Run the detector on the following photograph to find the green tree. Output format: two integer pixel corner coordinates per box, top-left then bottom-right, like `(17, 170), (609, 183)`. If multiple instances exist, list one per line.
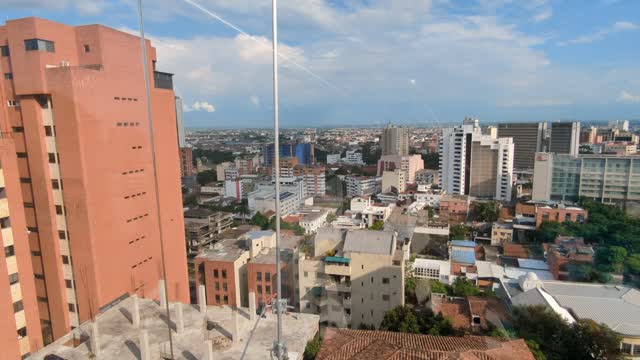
(525, 340), (547, 360)
(196, 169), (217, 186)
(192, 148), (234, 165)
(405, 276), (417, 303)
(380, 305), (420, 333)
(183, 195), (198, 207)
(572, 319), (622, 360)
(293, 224), (306, 236)
(421, 152), (439, 170)
(429, 280), (448, 294)
(326, 212), (337, 224)
(569, 264), (612, 284)
(595, 246), (627, 273)
(250, 212), (269, 228)
(358, 323), (376, 330)
(303, 333), (322, 360)
(449, 224), (469, 240)
(625, 254), (640, 275)
(234, 203), (250, 223)
(473, 201), (500, 222)
(369, 221), (385, 230)
(451, 277), (481, 297)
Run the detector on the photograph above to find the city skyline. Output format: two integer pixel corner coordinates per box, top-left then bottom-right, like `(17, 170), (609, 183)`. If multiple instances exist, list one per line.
(3, 0), (640, 128)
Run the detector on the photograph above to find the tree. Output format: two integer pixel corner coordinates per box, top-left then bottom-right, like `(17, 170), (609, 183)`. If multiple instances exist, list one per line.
(535, 221), (574, 243)
(626, 254), (640, 275)
(429, 280), (448, 294)
(293, 224), (306, 236)
(303, 333), (322, 360)
(234, 203), (250, 223)
(250, 212), (269, 228)
(196, 169), (217, 186)
(369, 221), (385, 230)
(358, 323), (376, 330)
(473, 201), (500, 222)
(380, 305), (420, 334)
(450, 224), (469, 240)
(595, 246), (627, 273)
(405, 277), (417, 303)
(183, 195), (198, 207)
(525, 340), (547, 360)
(191, 148), (234, 165)
(326, 212), (337, 224)
(569, 264), (612, 284)
(572, 319), (622, 360)
(421, 152), (439, 170)
(451, 277), (481, 297)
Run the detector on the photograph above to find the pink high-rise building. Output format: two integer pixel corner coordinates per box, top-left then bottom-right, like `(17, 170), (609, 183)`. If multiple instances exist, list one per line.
(0, 17), (189, 351)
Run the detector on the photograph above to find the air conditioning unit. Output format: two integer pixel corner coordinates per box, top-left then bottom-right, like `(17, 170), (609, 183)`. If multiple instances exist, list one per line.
(60, 60), (70, 67)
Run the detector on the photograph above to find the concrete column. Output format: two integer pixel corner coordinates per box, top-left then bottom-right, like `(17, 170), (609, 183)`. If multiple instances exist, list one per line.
(90, 321), (100, 357)
(199, 285), (207, 314)
(249, 292), (257, 321)
(159, 279), (167, 308)
(176, 302), (184, 333)
(140, 329), (150, 360)
(132, 295), (140, 328)
(206, 339), (214, 360)
(231, 308), (240, 344)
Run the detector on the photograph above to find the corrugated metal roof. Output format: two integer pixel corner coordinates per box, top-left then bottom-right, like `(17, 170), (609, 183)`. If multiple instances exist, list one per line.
(451, 249), (476, 265)
(450, 240), (476, 247)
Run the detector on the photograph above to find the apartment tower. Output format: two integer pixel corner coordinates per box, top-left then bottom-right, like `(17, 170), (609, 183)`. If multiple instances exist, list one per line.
(549, 122), (580, 155)
(0, 17), (189, 345)
(497, 122), (547, 170)
(380, 123), (409, 156)
(440, 118), (514, 201)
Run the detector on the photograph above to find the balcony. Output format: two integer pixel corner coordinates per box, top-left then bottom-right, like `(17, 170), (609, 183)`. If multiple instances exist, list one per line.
(325, 263), (350, 276)
(342, 297), (352, 307)
(325, 280), (351, 293)
(153, 71), (174, 90)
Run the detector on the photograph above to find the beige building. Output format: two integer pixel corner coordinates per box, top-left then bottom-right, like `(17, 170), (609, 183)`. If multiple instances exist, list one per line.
(491, 222), (513, 246)
(297, 228), (406, 328)
(382, 169), (406, 193)
(380, 123), (409, 156)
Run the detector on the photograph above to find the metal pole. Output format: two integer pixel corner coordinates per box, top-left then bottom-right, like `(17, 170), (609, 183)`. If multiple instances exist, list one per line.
(271, 0), (284, 358)
(137, 0), (174, 358)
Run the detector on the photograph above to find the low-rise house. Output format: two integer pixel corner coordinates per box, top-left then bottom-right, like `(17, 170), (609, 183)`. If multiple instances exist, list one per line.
(544, 236), (594, 280)
(491, 222), (513, 246)
(299, 209), (329, 234)
(439, 194), (470, 223)
(515, 201), (588, 228)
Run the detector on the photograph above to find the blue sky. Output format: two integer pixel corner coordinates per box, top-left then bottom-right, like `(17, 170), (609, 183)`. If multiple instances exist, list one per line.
(3, 0), (640, 128)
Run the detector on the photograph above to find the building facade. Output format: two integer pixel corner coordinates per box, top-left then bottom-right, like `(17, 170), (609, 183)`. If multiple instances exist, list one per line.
(380, 123), (409, 156)
(497, 122), (547, 170)
(549, 122), (580, 156)
(345, 176), (381, 197)
(0, 17), (189, 343)
(532, 152), (640, 207)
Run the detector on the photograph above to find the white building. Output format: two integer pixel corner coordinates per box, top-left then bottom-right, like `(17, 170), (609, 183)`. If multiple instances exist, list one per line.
(299, 209), (329, 234)
(440, 118), (514, 202)
(346, 176), (381, 197)
(326, 154), (341, 165)
(343, 149), (365, 165)
(608, 119), (629, 132)
(248, 188), (299, 217)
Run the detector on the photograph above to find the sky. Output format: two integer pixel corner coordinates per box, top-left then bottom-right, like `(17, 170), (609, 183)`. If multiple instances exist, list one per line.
(3, 0), (640, 128)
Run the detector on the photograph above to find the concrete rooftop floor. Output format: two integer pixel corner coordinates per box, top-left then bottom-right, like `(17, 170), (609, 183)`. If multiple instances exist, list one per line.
(30, 297), (319, 360)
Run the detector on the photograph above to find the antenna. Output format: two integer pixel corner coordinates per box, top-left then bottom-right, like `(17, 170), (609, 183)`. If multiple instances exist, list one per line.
(271, 0), (286, 359)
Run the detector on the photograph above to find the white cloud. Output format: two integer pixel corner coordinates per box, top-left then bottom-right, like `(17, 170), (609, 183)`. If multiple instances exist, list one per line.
(409, 79), (417, 85)
(185, 101), (216, 112)
(558, 21), (639, 46)
(617, 90), (640, 104)
(2, 0), (109, 15)
(533, 8), (552, 22)
(249, 96), (261, 107)
(498, 99), (573, 107)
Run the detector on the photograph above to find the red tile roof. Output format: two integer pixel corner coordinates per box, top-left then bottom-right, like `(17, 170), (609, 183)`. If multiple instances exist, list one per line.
(317, 328), (534, 360)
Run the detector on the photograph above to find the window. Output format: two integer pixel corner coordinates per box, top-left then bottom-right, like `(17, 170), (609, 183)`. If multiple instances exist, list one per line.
(34, 274), (45, 280)
(214, 282), (219, 290)
(68, 303), (76, 312)
(65, 280), (73, 288)
(48, 153), (57, 163)
(12, 126), (23, 133)
(4, 245), (15, 257)
(44, 126), (54, 136)
(16, 152), (27, 158)
(7, 100), (20, 107)
(31, 251), (41, 256)
(382, 277), (390, 284)
(23, 202), (34, 208)
(621, 343), (632, 354)
(213, 269), (219, 278)
(304, 271), (308, 278)
(265, 272), (271, 281)
(223, 295), (228, 304)
(13, 300), (24, 313)
(0, 217), (10, 229)
(221, 270), (227, 279)
(222, 282), (227, 291)
(62, 255), (70, 264)
(257, 285), (262, 294)
(266, 285), (271, 294)
(52, 179), (60, 190)
(1, 46), (9, 57)
(83, 44), (91, 53)
(58, 230), (66, 239)
(37, 296), (48, 302)
(20, 178), (31, 184)
(9, 273), (19, 285)
(633, 345), (640, 355)
(24, 39), (55, 52)
(382, 294), (390, 301)
(55, 205), (63, 215)
(17, 327), (27, 339)
(4, 73), (12, 80)
(215, 295), (220, 303)
(256, 272), (262, 281)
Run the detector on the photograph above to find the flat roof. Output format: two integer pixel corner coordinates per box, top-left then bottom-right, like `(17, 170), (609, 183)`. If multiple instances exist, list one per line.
(343, 230), (395, 256)
(451, 249), (476, 265)
(451, 240), (476, 247)
(30, 297), (319, 360)
(195, 238), (248, 262)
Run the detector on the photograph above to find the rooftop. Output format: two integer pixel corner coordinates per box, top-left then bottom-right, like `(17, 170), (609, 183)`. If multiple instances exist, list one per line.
(316, 328), (534, 360)
(251, 247), (293, 265)
(30, 296), (319, 360)
(451, 240), (477, 248)
(343, 230), (395, 255)
(195, 238), (248, 262)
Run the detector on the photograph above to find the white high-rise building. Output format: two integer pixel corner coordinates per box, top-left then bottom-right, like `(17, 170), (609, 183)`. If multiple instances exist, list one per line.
(608, 120), (629, 132)
(439, 118), (514, 201)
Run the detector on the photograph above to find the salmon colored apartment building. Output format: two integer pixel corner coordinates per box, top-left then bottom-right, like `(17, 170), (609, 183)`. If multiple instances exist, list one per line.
(0, 17), (188, 356)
